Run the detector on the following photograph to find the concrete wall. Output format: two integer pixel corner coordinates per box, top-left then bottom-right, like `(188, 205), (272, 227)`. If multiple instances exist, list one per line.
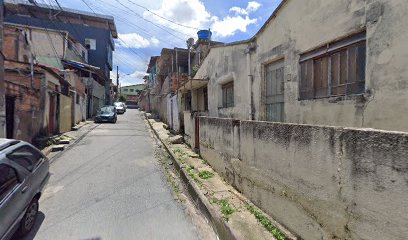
(199, 116), (408, 240)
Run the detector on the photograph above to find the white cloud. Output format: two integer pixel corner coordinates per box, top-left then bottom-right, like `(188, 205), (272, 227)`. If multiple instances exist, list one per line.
(246, 1), (262, 13)
(229, 1), (261, 16)
(150, 37), (160, 46)
(229, 6), (248, 15)
(143, 0), (210, 37)
(211, 15), (257, 37)
(117, 33), (160, 49)
(141, 0), (262, 40)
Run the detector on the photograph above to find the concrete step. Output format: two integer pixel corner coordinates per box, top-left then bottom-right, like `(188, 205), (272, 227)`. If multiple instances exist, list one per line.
(58, 139), (70, 144)
(51, 144), (65, 152)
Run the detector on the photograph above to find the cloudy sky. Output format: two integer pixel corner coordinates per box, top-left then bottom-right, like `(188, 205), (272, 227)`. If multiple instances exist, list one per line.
(40, 0), (282, 86)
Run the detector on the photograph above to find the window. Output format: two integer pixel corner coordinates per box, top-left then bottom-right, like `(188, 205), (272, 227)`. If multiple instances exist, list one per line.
(222, 82), (234, 108)
(85, 38), (96, 50)
(130, 89), (134, 92)
(184, 92), (192, 111)
(7, 146), (42, 172)
(0, 164), (19, 202)
(265, 60), (284, 122)
(299, 32), (366, 100)
(76, 93), (80, 104)
(67, 40), (73, 50)
(203, 87), (208, 111)
(124, 89), (128, 92)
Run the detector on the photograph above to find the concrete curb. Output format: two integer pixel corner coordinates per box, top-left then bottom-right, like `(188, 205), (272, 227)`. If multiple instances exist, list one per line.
(145, 114), (239, 240)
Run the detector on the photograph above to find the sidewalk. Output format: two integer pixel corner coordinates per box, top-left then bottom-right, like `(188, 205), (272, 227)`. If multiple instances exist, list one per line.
(145, 115), (297, 240)
(41, 121), (98, 161)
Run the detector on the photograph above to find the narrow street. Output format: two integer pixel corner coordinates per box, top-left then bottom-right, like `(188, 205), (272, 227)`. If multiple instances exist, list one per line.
(20, 109), (200, 240)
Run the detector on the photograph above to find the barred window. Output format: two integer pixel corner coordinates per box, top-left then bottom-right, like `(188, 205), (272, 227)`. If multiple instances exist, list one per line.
(299, 32), (366, 100)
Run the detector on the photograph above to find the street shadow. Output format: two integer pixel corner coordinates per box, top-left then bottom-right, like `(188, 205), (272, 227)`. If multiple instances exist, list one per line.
(12, 212), (45, 240)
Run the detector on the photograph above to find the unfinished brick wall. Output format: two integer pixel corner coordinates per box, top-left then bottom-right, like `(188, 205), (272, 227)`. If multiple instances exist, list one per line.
(5, 68), (43, 143)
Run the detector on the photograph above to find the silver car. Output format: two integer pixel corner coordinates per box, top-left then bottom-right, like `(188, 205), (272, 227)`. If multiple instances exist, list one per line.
(0, 139), (49, 240)
(114, 102), (126, 114)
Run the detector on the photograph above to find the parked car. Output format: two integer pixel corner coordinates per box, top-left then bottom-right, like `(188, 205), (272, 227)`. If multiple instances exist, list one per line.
(0, 139), (49, 240)
(114, 102), (126, 114)
(94, 106), (117, 123)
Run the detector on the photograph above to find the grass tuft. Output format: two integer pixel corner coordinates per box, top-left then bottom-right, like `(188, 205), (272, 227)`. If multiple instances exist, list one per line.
(246, 204), (286, 240)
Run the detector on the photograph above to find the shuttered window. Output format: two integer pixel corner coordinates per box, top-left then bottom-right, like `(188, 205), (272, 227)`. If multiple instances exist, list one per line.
(222, 82), (234, 108)
(299, 32), (366, 100)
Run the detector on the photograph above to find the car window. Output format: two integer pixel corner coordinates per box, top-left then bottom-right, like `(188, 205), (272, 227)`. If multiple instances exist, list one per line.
(7, 146), (42, 172)
(0, 164), (19, 202)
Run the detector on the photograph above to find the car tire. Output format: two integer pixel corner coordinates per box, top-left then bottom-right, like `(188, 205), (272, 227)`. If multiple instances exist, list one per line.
(113, 117), (117, 123)
(16, 198), (39, 237)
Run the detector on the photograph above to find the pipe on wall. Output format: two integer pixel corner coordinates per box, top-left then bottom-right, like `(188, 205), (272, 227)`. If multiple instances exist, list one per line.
(246, 46), (254, 120)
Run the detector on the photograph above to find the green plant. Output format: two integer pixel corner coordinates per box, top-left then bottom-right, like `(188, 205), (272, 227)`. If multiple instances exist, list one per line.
(198, 170), (214, 179)
(219, 199), (235, 221)
(246, 204), (286, 240)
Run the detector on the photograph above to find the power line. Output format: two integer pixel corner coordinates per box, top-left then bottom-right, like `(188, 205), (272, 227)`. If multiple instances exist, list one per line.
(124, 0), (199, 30)
(113, 0), (189, 41)
(88, 0), (182, 47)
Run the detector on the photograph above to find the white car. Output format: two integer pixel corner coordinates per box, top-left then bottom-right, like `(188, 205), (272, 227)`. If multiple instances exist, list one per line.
(114, 102), (126, 114)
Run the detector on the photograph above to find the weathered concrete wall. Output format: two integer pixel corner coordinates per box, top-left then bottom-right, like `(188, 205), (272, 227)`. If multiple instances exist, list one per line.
(252, 0), (408, 132)
(183, 111), (194, 148)
(199, 116), (408, 240)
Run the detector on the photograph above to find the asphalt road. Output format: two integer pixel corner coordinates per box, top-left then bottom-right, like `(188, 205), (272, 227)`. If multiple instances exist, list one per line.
(19, 109), (199, 240)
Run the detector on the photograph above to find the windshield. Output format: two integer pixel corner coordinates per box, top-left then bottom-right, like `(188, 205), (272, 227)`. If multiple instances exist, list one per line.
(114, 102), (123, 107)
(99, 107), (114, 114)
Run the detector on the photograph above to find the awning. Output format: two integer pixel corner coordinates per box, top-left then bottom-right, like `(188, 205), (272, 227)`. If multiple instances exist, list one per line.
(178, 78), (209, 92)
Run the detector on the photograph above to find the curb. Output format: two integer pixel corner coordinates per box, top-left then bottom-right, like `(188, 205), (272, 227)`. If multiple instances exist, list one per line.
(145, 114), (239, 240)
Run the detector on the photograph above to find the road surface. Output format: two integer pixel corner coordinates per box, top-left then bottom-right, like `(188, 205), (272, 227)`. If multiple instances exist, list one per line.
(19, 109), (199, 240)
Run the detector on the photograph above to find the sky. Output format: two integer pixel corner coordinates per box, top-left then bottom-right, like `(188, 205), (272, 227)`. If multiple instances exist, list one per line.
(39, 0), (282, 86)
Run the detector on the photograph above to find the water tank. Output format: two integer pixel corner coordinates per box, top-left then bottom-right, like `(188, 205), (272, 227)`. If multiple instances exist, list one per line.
(197, 29), (212, 40)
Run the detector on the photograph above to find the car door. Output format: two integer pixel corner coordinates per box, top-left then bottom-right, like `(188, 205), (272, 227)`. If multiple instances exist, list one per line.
(7, 145), (49, 199)
(0, 164), (26, 239)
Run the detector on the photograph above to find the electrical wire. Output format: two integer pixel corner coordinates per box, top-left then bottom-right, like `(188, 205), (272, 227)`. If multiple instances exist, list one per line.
(124, 0), (199, 30)
(112, 0), (189, 41)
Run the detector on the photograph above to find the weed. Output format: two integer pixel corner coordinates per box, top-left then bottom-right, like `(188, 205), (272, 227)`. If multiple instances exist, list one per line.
(218, 199), (235, 221)
(185, 165), (202, 186)
(198, 170), (214, 179)
(246, 204), (286, 240)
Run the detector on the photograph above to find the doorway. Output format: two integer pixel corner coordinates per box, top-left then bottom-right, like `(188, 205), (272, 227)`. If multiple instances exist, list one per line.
(6, 96), (15, 139)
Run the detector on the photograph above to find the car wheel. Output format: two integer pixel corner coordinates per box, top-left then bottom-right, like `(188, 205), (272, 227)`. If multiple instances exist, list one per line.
(113, 117), (117, 123)
(17, 198), (39, 237)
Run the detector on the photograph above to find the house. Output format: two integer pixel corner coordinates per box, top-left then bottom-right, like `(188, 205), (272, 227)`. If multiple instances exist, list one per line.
(189, 1), (408, 239)
(119, 84), (144, 108)
(3, 26), (68, 142)
(4, 0), (117, 105)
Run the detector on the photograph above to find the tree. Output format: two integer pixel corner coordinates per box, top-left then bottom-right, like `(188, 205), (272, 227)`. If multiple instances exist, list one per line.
(118, 96), (126, 102)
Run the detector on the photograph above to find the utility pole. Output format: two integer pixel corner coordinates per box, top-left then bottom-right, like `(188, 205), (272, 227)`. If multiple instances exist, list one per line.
(116, 66), (119, 101)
